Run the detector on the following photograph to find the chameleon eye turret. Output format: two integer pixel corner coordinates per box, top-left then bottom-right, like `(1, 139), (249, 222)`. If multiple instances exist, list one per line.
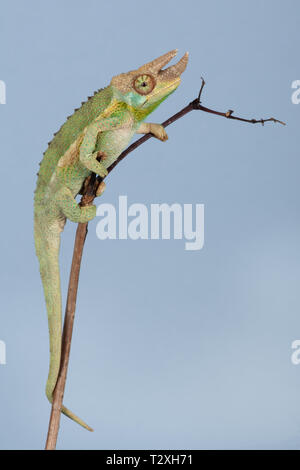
(133, 74), (156, 95)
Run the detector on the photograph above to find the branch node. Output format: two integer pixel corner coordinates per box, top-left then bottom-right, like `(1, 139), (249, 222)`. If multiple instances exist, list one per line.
(226, 110), (234, 118)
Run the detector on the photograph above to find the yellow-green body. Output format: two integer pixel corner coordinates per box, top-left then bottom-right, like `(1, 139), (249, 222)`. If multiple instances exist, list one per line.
(34, 50), (188, 430)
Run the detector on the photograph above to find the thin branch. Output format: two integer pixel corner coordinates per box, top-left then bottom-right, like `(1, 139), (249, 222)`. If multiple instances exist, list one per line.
(45, 79), (285, 449)
(191, 77), (286, 126)
(44, 176), (97, 450)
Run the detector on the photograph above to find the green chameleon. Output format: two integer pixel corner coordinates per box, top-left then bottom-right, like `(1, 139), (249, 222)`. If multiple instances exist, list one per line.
(34, 50), (188, 431)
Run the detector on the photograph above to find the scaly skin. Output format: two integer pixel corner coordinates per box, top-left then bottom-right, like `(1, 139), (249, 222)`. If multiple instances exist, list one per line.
(34, 50), (188, 430)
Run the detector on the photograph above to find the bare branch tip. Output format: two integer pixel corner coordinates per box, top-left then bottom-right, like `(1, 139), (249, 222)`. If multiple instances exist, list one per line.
(258, 117), (286, 126)
(197, 77), (206, 102)
(272, 117), (286, 126)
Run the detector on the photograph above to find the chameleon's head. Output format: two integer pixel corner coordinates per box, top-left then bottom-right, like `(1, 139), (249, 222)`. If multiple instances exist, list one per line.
(110, 49), (188, 111)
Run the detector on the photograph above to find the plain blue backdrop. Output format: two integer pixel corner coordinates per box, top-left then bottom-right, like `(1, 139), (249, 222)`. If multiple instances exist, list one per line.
(0, 0), (300, 449)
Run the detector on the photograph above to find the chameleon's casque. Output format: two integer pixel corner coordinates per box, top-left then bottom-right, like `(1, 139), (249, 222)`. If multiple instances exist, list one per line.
(34, 50), (188, 430)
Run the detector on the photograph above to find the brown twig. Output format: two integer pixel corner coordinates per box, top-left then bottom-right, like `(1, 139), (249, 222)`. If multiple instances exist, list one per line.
(44, 174), (98, 450)
(45, 78), (285, 449)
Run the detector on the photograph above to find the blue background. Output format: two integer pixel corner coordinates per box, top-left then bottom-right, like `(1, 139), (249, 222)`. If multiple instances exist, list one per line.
(0, 0), (300, 450)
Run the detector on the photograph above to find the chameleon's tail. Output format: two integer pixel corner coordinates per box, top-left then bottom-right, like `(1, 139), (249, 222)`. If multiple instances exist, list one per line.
(34, 221), (93, 432)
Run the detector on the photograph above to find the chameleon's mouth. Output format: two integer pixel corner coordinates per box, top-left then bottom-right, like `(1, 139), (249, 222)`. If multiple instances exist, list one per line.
(141, 79), (180, 108)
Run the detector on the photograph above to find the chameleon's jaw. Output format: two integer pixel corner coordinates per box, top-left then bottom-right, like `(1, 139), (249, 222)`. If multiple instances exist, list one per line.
(141, 77), (181, 108)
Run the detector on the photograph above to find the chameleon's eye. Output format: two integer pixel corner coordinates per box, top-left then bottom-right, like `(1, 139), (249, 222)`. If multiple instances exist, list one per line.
(132, 74), (156, 95)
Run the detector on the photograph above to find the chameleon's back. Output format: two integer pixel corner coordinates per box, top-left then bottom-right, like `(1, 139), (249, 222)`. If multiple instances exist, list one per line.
(34, 85), (113, 201)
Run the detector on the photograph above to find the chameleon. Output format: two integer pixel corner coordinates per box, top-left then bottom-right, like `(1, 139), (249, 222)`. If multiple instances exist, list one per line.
(34, 49), (188, 431)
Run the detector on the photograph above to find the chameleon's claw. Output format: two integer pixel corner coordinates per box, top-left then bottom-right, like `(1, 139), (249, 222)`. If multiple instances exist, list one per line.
(96, 150), (109, 161)
(150, 123), (168, 142)
(96, 181), (106, 197)
(159, 130), (168, 142)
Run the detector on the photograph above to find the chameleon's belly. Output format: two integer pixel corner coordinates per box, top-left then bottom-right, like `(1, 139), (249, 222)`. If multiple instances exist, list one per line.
(56, 125), (137, 197)
(95, 127), (137, 169)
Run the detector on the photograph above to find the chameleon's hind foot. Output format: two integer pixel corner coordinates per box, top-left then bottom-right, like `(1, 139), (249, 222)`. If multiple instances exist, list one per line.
(57, 187), (96, 223)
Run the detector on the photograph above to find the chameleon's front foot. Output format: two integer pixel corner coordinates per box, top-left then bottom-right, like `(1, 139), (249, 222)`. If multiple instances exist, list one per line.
(137, 122), (168, 141)
(80, 150), (108, 178)
(149, 123), (168, 141)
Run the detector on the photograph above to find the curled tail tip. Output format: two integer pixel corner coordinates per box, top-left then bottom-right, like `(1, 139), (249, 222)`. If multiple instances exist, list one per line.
(68, 416), (93, 432)
(46, 392), (93, 431)
(77, 419), (93, 432)
(61, 404), (93, 432)
(75, 414), (94, 432)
